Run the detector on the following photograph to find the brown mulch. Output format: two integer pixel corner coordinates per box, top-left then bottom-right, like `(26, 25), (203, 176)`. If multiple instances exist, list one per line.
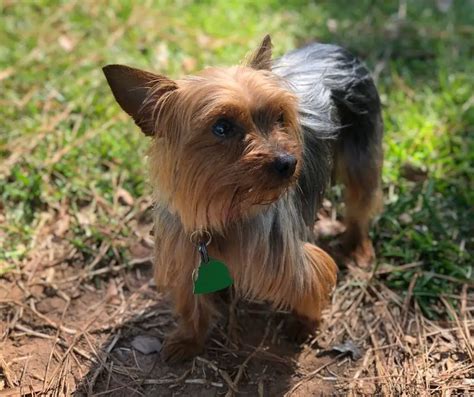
(0, 196), (472, 396)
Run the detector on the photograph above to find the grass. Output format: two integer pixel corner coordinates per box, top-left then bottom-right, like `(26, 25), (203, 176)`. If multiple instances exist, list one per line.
(1, 0), (473, 318)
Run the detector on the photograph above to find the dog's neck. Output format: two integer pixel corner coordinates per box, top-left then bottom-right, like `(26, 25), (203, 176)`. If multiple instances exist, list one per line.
(152, 190), (320, 308)
(153, 188), (310, 238)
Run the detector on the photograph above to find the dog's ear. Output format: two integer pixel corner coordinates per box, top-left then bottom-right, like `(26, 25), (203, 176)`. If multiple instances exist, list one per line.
(248, 34), (272, 70)
(102, 64), (177, 135)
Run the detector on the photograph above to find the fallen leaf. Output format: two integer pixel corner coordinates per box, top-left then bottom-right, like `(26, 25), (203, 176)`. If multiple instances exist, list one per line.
(117, 187), (134, 206)
(106, 280), (119, 304)
(54, 213), (70, 237)
(45, 268), (55, 284)
(131, 335), (162, 355)
(400, 163), (428, 182)
(76, 205), (96, 227)
(182, 56), (197, 73)
(58, 35), (75, 52)
(314, 217), (346, 238)
(129, 240), (152, 260)
(358, 382), (376, 395)
(327, 19), (338, 33)
(154, 42), (169, 68)
(398, 213), (412, 225)
(197, 33), (211, 47)
(0, 67), (14, 81)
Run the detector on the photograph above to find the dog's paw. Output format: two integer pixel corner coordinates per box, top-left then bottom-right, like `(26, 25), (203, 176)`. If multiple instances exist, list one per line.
(329, 237), (375, 269)
(350, 238), (375, 268)
(161, 335), (203, 364)
(285, 315), (319, 344)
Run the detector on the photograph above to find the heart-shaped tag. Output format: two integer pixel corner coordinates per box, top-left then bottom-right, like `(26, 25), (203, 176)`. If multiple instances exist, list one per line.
(193, 258), (233, 294)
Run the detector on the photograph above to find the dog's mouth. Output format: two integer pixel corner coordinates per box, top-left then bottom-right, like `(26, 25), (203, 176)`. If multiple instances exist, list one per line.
(245, 185), (289, 204)
(196, 167), (299, 230)
(224, 178), (295, 223)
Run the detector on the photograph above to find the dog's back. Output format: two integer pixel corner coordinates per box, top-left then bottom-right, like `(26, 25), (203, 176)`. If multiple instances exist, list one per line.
(273, 43), (383, 266)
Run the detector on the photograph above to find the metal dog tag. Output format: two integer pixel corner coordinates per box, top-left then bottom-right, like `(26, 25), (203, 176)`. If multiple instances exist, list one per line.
(192, 237), (234, 296)
(193, 258), (233, 294)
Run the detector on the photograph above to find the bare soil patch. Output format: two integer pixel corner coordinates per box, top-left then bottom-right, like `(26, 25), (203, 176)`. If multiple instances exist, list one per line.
(1, 202), (472, 396)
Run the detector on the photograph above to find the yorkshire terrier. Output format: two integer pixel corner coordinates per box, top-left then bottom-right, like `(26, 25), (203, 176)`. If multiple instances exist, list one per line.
(103, 35), (383, 363)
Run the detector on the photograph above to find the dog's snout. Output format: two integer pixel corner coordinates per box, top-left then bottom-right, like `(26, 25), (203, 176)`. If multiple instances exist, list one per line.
(272, 153), (297, 178)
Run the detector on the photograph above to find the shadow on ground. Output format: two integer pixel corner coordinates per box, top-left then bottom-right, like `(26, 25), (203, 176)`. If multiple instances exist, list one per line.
(71, 264), (345, 396)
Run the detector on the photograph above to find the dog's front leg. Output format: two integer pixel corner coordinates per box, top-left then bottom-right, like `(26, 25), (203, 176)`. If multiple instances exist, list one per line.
(161, 285), (216, 363)
(287, 243), (337, 341)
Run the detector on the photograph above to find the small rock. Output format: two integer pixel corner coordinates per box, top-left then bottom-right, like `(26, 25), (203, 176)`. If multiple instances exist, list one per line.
(131, 335), (162, 355)
(321, 340), (362, 361)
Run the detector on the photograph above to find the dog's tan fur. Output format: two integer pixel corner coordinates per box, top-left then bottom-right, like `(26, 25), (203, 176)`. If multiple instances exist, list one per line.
(103, 36), (385, 363)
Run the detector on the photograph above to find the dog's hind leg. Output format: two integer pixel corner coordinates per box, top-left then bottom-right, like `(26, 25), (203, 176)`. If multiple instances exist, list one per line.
(328, 58), (384, 267)
(338, 164), (382, 267)
(334, 110), (383, 267)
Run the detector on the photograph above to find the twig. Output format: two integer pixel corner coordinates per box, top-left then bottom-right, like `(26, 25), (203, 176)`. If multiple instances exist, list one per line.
(43, 298), (72, 393)
(185, 379), (223, 387)
(196, 356), (238, 392)
(225, 317), (272, 397)
(366, 314), (392, 396)
(140, 369), (191, 386)
(13, 323), (92, 361)
(402, 273), (418, 327)
(285, 354), (344, 396)
(29, 299), (77, 335)
(0, 354), (15, 388)
(86, 331), (121, 395)
(0, 383), (45, 396)
(441, 297), (474, 362)
(60, 256), (152, 285)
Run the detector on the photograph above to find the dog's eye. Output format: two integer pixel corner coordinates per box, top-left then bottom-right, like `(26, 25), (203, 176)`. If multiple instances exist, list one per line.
(212, 119), (234, 138)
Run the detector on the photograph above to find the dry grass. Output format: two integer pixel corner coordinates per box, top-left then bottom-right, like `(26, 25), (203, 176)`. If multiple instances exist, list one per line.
(0, 196), (472, 395)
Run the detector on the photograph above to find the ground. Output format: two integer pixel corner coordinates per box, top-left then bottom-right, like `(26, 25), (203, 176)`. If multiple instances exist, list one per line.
(0, 0), (473, 396)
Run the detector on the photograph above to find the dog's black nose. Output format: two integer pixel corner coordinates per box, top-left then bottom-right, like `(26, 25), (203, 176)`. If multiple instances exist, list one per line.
(273, 153), (297, 178)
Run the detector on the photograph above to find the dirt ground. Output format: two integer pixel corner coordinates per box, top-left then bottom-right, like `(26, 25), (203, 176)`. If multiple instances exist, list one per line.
(0, 199), (472, 396)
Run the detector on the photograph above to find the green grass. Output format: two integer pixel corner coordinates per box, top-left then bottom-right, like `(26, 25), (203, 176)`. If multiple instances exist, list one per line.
(0, 0), (472, 318)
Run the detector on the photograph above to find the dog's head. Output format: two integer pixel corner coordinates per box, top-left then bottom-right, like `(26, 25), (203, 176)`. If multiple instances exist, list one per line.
(103, 35), (302, 232)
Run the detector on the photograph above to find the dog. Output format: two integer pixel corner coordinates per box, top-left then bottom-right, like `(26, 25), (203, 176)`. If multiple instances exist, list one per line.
(103, 35), (383, 363)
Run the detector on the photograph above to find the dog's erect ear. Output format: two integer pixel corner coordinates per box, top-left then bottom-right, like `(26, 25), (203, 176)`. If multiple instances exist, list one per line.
(102, 64), (177, 135)
(248, 34), (272, 71)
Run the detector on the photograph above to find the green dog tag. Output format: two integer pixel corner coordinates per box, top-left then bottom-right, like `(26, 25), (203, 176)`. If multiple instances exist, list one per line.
(193, 258), (233, 294)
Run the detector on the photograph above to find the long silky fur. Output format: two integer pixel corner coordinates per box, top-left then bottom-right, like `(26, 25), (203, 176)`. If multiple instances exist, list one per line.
(151, 42), (381, 314)
(104, 39), (383, 360)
